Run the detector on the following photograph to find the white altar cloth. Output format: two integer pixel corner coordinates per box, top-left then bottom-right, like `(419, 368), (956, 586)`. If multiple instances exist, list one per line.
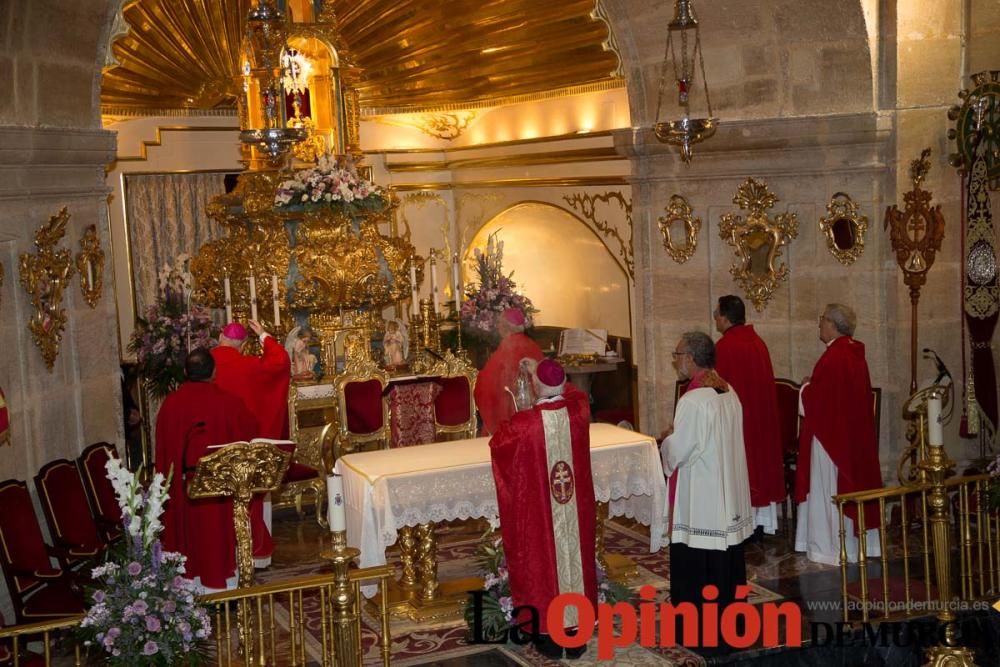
(335, 423), (668, 593)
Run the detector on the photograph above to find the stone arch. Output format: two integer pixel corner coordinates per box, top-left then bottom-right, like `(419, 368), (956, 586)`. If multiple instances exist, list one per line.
(597, 0), (875, 126)
(462, 201), (631, 336)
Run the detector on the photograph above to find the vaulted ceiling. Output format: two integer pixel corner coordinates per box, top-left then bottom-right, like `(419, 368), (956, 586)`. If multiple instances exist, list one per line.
(101, 0), (621, 114)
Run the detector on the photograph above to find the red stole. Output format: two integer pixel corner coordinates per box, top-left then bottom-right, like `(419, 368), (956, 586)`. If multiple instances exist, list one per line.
(715, 325), (786, 506)
(473, 332), (544, 435)
(794, 336), (882, 530)
(489, 388), (597, 633)
(155, 381), (257, 588)
(211, 336), (291, 439)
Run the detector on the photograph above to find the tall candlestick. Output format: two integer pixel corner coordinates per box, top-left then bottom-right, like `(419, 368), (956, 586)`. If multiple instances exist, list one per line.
(452, 254), (461, 312)
(409, 260), (419, 316)
(927, 395), (943, 446)
(430, 256), (440, 313)
(223, 275), (233, 322)
(248, 274), (258, 321)
(271, 274), (280, 326)
(327, 474), (346, 531)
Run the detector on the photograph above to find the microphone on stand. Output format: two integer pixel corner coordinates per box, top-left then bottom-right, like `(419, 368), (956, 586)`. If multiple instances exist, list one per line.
(922, 348), (951, 385)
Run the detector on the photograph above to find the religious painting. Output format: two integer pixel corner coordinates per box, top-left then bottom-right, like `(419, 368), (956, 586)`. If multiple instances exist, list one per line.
(718, 178), (799, 312)
(18, 208), (75, 369)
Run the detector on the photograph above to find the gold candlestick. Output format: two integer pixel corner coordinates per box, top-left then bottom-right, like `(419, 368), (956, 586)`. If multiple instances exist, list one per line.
(322, 531), (363, 667)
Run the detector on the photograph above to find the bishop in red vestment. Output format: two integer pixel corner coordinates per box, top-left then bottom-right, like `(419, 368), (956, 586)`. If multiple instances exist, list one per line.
(714, 295), (785, 534)
(490, 359), (596, 660)
(155, 349), (258, 590)
(211, 320), (292, 563)
(474, 308), (544, 435)
(794, 304), (883, 565)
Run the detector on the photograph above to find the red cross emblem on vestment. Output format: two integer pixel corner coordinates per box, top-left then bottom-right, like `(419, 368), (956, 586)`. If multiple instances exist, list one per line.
(549, 461), (575, 504)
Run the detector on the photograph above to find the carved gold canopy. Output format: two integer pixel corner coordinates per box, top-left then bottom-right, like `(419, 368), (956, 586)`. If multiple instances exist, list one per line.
(102, 0), (621, 114)
(719, 178), (799, 312)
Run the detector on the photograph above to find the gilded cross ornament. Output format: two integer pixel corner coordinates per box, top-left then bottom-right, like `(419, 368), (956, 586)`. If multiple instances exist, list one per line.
(819, 192), (868, 266)
(718, 178), (798, 312)
(884, 148), (946, 393)
(657, 194), (700, 263)
(76, 225), (104, 308)
(18, 208), (75, 370)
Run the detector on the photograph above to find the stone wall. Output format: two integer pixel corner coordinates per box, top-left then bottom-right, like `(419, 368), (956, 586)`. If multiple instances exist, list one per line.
(0, 0), (121, 620)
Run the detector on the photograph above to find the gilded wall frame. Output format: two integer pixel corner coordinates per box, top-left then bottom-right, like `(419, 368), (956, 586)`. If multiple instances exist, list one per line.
(657, 194), (700, 263)
(18, 208), (75, 369)
(76, 224), (104, 308)
(819, 192), (868, 266)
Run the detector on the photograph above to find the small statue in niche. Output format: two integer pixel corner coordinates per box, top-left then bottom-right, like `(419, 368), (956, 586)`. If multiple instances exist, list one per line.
(285, 326), (318, 381)
(383, 319), (407, 368)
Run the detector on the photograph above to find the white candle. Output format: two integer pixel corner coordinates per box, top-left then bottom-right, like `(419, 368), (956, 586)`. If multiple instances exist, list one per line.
(452, 254), (461, 312)
(249, 274), (258, 321)
(326, 474), (346, 531)
(223, 275), (233, 322)
(409, 260), (419, 316)
(271, 274), (280, 326)
(430, 256), (440, 313)
(927, 395), (943, 446)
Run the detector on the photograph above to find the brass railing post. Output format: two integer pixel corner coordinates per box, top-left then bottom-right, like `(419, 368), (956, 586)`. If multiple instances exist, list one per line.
(323, 530), (363, 667)
(918, 387), (977, 667)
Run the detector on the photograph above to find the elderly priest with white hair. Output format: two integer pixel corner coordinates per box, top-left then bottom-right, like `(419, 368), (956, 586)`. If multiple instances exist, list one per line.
(794, 303), (883, 566)
(661, 331), (753, 622)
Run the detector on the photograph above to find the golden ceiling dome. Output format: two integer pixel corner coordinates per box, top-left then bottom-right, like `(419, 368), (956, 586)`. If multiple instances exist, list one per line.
(102, 0), (621, 114)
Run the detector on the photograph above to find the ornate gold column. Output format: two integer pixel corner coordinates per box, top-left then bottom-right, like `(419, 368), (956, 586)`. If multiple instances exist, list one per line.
(918, 387), (977, 667)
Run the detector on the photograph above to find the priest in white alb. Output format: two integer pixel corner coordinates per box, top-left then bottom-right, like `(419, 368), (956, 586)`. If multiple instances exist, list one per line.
(661, 332), (753, 619)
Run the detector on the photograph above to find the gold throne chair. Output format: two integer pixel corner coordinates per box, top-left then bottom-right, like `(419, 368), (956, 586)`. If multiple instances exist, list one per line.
(332, 331), (390, 460)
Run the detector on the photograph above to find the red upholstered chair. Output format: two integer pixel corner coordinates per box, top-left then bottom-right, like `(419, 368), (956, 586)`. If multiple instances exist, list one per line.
(76, 442), (124, 543)
(333, 336), (390, 460)
(774, 378), (802, 536)
(0, 480), (84, 624)
(432, 352), (479, 441)
(34, 460), (107, 570)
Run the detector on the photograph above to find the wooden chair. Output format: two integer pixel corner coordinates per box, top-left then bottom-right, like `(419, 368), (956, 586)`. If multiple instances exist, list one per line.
(774, 378), (802, 536)
(34, 459), (108, 570)
(0, 480), (83, 624)
(432, 351), (479, 441)
(332, 332), (390, 460)
(76, 442), (124, 543)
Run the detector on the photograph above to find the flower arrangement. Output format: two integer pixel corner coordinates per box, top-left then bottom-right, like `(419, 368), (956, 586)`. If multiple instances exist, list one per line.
(128, 255), (217, 400)
(78, 458), (212, 664)
(463, 518), (630, 641)
(460, 232), (537, 340)
(274, 154), (385, 212)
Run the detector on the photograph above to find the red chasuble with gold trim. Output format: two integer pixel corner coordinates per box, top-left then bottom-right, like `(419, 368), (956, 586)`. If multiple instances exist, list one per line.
(715, 324), (785, 507)
(474, 333), (544, 436)
(489, 387), (597, 634)
(155, 381), (258, 589)
(794, 336), (882, 530)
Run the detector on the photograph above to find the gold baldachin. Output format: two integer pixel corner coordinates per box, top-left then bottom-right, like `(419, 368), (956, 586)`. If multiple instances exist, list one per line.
(18, 208), (75, 370)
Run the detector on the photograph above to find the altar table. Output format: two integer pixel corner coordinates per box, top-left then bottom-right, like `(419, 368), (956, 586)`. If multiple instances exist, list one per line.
(335, 423), (669, 596)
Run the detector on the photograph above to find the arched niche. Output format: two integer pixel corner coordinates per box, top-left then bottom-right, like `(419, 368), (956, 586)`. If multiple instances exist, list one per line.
(463, 203), (631, 337)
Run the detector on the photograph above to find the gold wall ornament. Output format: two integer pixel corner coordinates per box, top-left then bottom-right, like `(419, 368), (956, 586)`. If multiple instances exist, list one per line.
(397, 192), (448, 245)
(18, 208), (75, 370)
(75, 225), (104, 308)
(819, 192), (869, 266)
(563, 191), (635, 279)
(718, 178), (799, 312)
(884, 148), (946, 393)
(657, 194), (700, 263)
(372, 112), (479, 140)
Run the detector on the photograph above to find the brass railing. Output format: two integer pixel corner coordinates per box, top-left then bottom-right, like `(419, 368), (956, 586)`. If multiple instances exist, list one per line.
(0, 566), (393, 667)
(834, 473), (999, 624)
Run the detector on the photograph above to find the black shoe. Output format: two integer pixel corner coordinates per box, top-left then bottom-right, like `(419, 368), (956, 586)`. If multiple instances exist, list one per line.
(533, 634), (564, 660)
(565, 644), (587, 660)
